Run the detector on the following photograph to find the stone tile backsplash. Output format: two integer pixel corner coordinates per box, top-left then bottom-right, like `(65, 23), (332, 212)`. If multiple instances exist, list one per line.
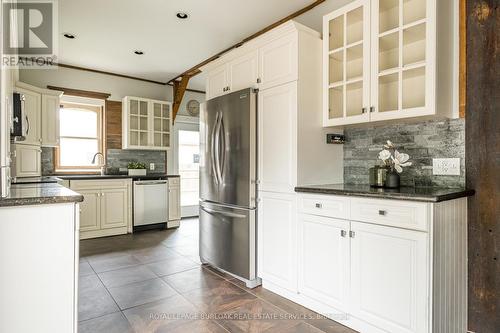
(41, 148), (167, 175)
(41, 147), (55, 175)
(343, 118), (465, 188)
(106, 149), (166, 174)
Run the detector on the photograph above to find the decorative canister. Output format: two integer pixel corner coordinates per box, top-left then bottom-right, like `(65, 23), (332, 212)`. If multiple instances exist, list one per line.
(369, 166), (387, 187)
(385, 170), (401, 188)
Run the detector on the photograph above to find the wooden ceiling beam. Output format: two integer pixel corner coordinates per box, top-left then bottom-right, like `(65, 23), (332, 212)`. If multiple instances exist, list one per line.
(172, 75), (190, 122)
(167, 0), (326, 84)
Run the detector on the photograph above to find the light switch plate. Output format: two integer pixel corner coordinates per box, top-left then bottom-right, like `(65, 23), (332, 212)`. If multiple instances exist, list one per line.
(433, 158), (461, 175)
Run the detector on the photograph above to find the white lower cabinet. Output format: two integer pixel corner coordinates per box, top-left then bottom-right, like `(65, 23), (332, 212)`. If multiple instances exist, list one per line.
(78, 190), (100, 232)
(100, 188), (128, 229)
(350, 221), (428, 333)
(298, 214), (349, 311)
(168, 178), (181, 227)
(260, 193), (468, 333)
(258, 191), (297, 292)
(70, 179), (131, 239)
(0, 203), (79, 333)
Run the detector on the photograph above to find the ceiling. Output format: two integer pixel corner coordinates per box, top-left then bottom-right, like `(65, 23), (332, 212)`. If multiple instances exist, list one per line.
(58, 0), (318, 91)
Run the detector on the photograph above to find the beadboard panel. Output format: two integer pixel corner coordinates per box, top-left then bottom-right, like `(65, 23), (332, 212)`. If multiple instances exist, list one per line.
(432, 198), (467, 333)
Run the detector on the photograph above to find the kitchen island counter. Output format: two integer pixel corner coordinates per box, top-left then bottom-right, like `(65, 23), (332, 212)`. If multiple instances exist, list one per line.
(0, 183), (83, 207)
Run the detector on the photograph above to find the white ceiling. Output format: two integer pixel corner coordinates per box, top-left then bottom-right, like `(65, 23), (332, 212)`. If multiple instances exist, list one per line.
(58, 0), (319, 90)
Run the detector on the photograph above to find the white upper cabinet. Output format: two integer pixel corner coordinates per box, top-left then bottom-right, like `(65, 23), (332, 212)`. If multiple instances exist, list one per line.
(122, 96), (172, 150)
(206, 50), (259, 100)
(206, 64), (229, 99)
(324, 0), (371, 126)
(228, 50), (259, 92)
(258, 33), (298, 90)
(41, 93), (62, 147)
(203, 22), (310, 100)
(15, 82), (62, 147)
(370, 0), (435, 122)
(258, 81), (297, 193)
(324, 0), (453, 127)
(15, 87), (41, 145)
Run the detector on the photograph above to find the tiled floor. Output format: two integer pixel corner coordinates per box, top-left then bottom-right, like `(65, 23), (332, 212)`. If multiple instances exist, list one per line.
(79, 218), (357, 333)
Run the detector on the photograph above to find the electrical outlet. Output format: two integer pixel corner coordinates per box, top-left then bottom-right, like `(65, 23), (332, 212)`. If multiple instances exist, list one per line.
(433, 158), (460, 175)
(149, 163), (155, 171)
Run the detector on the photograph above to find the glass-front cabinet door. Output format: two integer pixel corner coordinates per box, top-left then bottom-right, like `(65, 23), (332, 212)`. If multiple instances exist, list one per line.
(323, 0), (370, 126)
(127, 98), (149, 148)
(123, 97), (172, 150)
(152, 101), (172, 149)
(371, 0), (432, 121)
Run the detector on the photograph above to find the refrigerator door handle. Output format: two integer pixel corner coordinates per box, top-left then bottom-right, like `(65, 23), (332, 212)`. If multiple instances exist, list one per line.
(211, 112), (220, 184)
(201, 206), (246, 219)
(218, 114), (226, 181)
(214, 111), (223, 184)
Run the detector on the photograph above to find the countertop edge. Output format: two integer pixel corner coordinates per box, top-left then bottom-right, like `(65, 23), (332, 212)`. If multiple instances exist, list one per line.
(294, 186), (475, 203)
(0, 183), (85, 208)
(0, 194), (84, 208)
(56, 174), (180, 180)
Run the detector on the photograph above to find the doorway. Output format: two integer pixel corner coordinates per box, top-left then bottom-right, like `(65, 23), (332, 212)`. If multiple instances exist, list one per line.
(169, 119), (200, 218)
(178, 129), (200, 217)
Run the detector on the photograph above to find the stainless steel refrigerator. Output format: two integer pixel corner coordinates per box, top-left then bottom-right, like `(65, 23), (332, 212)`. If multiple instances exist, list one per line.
(199, 88), (260, 288)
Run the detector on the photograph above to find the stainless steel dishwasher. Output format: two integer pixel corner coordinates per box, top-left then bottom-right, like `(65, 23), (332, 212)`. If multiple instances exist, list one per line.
(133, 179), (169, 229)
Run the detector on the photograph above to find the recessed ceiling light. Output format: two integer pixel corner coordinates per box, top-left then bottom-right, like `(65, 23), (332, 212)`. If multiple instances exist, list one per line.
(63, 33), (76, 39)
(176, 12), (188, 19)
(134, 50), (144, 55)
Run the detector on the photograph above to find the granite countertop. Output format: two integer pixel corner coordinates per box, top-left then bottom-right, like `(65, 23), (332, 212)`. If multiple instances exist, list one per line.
(56, 174), (180, 180)
(0, 183), (84, 207)
(295, 184), (475, 203)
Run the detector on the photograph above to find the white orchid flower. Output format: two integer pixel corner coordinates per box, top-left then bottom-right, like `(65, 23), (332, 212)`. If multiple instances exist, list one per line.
(392, 150), (412, 173)
(384, 140), (394, 149)
(378, 149), (392, 161)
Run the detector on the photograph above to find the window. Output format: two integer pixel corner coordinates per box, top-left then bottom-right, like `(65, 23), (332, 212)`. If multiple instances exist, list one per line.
(56, 101), (104, 172)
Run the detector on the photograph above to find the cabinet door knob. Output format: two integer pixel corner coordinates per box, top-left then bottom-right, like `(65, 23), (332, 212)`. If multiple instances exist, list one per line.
(362, 107), (367, 113)
(315, 203), (322, 209)
(378, 210), (387, 216)
(340, 230), (347, 237)
(257, 78), (261, 84)
(370, 106), (375, 113)
(349, 231), (356, 238)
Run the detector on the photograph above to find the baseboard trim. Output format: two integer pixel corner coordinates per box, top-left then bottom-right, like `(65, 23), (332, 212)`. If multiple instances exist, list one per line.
(262, 280), (387, 333)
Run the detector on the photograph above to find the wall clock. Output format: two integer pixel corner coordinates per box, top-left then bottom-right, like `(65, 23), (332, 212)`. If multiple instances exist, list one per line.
(187, 100), (200, 117)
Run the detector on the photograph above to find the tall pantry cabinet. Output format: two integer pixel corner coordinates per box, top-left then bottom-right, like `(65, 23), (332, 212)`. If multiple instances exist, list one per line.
(201, 21), (344, 293)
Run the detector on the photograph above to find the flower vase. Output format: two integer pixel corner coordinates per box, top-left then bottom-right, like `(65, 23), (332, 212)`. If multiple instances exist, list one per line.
(385, 170), (400, 188)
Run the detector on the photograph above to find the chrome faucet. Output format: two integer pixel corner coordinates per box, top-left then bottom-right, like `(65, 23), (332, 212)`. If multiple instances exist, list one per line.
(91, 152), (106, 175)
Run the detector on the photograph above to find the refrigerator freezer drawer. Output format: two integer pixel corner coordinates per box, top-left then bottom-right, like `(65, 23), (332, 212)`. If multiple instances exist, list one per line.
(199, 202), (257, 280)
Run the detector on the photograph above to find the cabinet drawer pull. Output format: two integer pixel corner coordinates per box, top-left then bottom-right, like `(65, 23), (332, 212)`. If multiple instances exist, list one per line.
(315, 203), (322, 209)
(341, 230), (347, 237)
(349, 231), (355, 238)
(378, 210), (387, 216)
